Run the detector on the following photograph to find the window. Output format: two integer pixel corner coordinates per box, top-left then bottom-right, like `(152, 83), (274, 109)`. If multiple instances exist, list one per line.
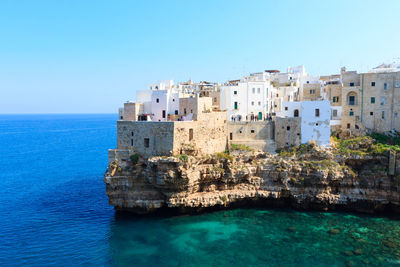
(350, 82), (354, 87)
(287, 126), (290, 131)
(380, 97), (386, 106)
(348, 95), (355, 105)
(355, 125), (359, 129)
(252, 88), (255, 93)
(332, 96), (339, 103)
(371, 97), (375, 104)
(234, 91), (237, 95)
(190, 109), (193, 113)
(370, 112), (373, 116)
(315, 109), (320, 117)
(347, 123), (350, 129)
(184, 108), (187, 115)
(332, 110), (338, 117)
(349, 111), (354, 116)
(371, 82), (375, 86)
(214, 97), (217, 102)
(285, 107), (288, 111)
(156, 98), (159, 103)
(395, 113), (398, 118)
(258, 101), (261, 106)
(382, 111), (385, 119)
(131, 139), (133, 146)
(144, 138), (150, 148)
(230, 133), (233, 140)
(175, 110), (178, 115)
(276, 94), (279, 97)
(189, 129), (193, 141)
(131, 131), (134, 136)
(251, 130), (255, 133)
(294, 109), (299, 117)
(310, 89), (315, 94)
(172, 99), (175, 102)
(251, 101), (254, 106)
(234, 102), (238, 110)
(257, 88), (260, 93)
(162, 110), (166, 118)
(384, 83), (388, 90)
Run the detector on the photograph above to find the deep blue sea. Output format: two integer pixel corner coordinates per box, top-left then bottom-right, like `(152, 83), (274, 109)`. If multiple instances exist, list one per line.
(1, 114), (400, 266)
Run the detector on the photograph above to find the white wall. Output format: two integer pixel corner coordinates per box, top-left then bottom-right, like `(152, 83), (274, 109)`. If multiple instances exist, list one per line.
(300, 100), (331, 146)
(151, 90), (169, 121)
(278, 100), (331, 147)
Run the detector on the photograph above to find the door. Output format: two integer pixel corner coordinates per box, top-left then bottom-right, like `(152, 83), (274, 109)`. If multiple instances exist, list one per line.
(258, 112), (262, 120)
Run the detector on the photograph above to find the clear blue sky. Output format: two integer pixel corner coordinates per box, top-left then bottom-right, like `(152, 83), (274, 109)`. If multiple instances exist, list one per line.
(0, 0), (399, 113)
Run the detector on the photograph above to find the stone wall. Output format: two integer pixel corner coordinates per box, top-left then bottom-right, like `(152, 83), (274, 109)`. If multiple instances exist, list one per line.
(302, 83), (321, 101)
(173, 112), (227, 155)
(123, 102), (144, 121)
(117, 121), (175, 157)
(275, 117), (301, 149)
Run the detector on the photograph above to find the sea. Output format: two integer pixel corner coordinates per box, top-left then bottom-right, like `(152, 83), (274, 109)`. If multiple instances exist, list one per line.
(1, 114), (400, 266)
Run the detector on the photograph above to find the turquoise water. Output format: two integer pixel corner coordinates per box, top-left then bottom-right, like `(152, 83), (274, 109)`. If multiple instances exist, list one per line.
(1, 114), (400, 266)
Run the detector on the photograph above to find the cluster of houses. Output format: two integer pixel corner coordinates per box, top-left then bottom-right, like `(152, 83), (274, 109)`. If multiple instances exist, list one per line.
(113, 63), (400, 159)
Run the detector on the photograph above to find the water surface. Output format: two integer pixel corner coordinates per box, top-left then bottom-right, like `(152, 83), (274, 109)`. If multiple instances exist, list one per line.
(0, 114), (399, 266)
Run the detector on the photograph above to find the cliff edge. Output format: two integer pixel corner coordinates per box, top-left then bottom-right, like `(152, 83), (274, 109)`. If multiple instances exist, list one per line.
(104, 136), (400, 215)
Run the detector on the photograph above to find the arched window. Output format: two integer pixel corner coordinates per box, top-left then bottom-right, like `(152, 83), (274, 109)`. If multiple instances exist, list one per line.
(294, 109), (299, 117)
(347, 92), (358, 105)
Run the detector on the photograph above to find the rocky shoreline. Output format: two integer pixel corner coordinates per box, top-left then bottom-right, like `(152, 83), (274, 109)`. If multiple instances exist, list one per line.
(104, 140), (400, 215)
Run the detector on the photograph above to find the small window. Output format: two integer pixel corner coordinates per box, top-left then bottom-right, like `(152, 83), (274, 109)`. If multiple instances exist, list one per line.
(371, 82), (375, 86)
(131, 139), (133, 146)
(156, 98), (159, 103)
(251, 130), (255, 133)
(310, 89), (315, 94)
(172, 99), (175, 102)
(258, 101), (261, 106)
(276, 94), (279, 97)
(332, 110), (338, 117)
(370, 112), (373, 116)
(294, 109), (299, 117)
(350, 82), (354, 87)
(251, 101), (254, 106)
(315, 109), (320, 117)
(234, 102), (238, 110)
(349, 111), (354, 116)
(214, 97), (217, 102)
(384, 83), (388, 90)
(162, 110), (166, 118)
(347, 123), (350, 129)
(395, 113), (398, 118)
(371, 97), (375, 104)
(189, 128), (193, 141)
(234, 91), (237, 95)
(252, 88), (255, 93)
(285, 107), (288, 111)
(287, 126), (290, 131)
(230, 133), (233, 140)
(184, 108), (187, 115)
(257, 88), (260, 93)
(144, 138), (150, 148)
(190, 109), (193, 113)
(131, 132), (134, 136)
(355, 125), (359, 129)
(316, 123), (319, 126)
(382, 111), (385, 119)
(175, 110), (178, 115)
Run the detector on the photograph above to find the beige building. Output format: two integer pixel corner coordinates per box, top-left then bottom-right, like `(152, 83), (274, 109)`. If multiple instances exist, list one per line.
(341, 66), (400, 134)
(302, 83), (322, 101)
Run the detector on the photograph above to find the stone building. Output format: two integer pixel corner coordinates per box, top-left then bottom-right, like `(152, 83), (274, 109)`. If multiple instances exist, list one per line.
(227, 121), (276, 152)
(275, 100), (331, 149)
(340, 65), (400, 134)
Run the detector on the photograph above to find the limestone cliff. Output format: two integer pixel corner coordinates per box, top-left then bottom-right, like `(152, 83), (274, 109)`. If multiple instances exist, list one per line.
(104, 141), (400, 215)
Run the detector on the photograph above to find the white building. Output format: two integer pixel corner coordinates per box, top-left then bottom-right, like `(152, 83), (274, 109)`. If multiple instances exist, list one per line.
(220, 80), (273, 121)
(278, 100), (331, 147)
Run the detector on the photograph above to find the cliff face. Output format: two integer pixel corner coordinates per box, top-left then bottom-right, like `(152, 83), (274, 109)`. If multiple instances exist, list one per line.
(104, 145), (400, 215)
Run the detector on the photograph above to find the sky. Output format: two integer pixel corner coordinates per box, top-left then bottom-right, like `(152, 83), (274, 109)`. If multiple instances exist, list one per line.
(0, 0), (399, 113)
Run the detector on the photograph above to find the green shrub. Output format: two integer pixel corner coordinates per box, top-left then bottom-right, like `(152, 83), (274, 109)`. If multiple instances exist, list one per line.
(179, 154), (188, 162)
(215, 152), (233, 162)
(130, 153), (139, 164)
(230, 143), (254, 151)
